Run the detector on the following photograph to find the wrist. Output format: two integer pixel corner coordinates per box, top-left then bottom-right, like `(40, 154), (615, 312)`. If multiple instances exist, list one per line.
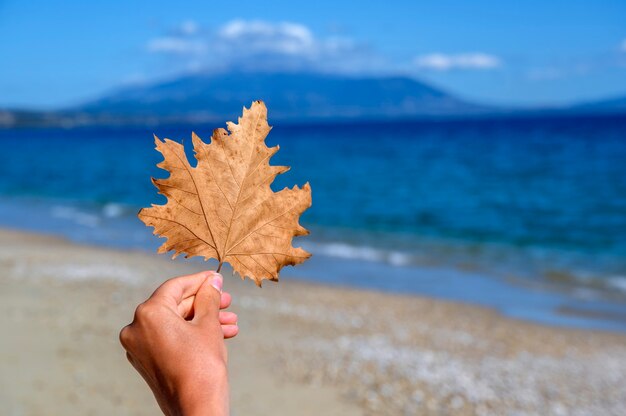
(176, 365), (229, 416)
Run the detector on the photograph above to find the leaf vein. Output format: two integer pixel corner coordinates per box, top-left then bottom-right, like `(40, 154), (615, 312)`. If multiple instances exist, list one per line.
(165, 141), (219, 254)
(141, 214), (216, 251)
(226, 201), (302, 253)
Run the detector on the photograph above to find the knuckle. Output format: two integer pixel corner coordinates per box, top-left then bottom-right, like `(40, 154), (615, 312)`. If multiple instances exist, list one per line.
(134, 301), (153, 319)
(119, 325), (132, 350)
(160, 274), (187, 291)
(133, 301), (163, 324)
(160, 276), (177, 290)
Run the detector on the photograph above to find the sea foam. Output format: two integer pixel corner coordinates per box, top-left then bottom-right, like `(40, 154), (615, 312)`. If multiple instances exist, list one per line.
(307, 241), (412, 267)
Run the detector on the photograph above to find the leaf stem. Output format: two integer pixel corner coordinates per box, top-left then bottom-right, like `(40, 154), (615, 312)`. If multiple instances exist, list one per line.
(216, 261), (223, 273)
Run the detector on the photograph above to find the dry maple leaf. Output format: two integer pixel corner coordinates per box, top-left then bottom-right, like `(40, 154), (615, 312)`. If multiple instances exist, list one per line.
(138, 101), (312, 286)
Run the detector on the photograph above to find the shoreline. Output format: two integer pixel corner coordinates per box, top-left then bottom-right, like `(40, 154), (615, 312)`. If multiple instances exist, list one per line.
(3, 222), (626, 333)
(2, 195), (626, 332)
(2, 227), (626, 415)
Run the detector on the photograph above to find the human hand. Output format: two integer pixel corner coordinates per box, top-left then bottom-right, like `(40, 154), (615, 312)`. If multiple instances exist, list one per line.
(119, 271), (237, 416)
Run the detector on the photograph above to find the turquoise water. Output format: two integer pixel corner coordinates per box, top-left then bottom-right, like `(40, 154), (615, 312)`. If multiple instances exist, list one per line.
(1, 115), (625, 330)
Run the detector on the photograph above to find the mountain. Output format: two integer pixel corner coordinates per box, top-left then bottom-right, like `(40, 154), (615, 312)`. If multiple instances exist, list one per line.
(2, 73), (625, 128)
(570, 94), (626, 113)
(0, 109), (63, 128)
(72, 72), (485, 123)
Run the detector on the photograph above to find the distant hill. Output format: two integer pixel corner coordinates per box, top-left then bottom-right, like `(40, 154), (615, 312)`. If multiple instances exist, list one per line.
(72, 72), (485, 123)
(570, 94), (626, 113)
(1, 73), (625, 128)
(0, 109), (62, 128)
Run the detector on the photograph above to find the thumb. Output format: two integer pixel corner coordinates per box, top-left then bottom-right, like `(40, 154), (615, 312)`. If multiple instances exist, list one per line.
(192, 272), (223, 322)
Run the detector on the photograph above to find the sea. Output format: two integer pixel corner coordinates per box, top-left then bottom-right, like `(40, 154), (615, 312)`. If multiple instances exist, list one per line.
(1, 114), (626, 331)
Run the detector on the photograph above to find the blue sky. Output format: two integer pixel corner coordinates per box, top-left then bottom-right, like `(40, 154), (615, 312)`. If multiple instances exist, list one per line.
(1, 0), (625, 109)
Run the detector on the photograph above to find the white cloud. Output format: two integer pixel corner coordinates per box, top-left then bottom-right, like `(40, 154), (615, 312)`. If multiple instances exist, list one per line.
(148, 21), (504, 76)
(414, 53), (501, 71)
(146, 19), (379, 74)
(218, 20), (314, 54)
(217, 20), (314, 55)
(147, 20), (204, 54)
(147, 37), (206, 54)
(179, 20), (199, 36)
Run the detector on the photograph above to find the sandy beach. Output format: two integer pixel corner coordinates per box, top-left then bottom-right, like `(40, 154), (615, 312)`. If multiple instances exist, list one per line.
(1, 228), (625, 416)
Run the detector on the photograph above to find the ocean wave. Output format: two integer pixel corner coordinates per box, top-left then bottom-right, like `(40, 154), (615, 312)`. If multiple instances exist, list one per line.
(27, 199), (626, 300)
(607, 276), (626, 292)
(307, 241), (413, 267)
(51, 205), (101, 228)
(544, 268), (626, 296)
(50, 202), (135, 227)
(102, 202), (128, 218)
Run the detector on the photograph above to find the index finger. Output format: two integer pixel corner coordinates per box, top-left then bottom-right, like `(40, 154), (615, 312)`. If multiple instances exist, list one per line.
(151, 270), (218, 306)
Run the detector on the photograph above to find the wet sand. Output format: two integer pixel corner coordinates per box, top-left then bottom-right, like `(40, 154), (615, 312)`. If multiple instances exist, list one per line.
(1, 228), (625, 415)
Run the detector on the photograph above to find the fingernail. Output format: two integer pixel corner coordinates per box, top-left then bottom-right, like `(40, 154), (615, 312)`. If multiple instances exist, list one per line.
(210, 273), (223, 293)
